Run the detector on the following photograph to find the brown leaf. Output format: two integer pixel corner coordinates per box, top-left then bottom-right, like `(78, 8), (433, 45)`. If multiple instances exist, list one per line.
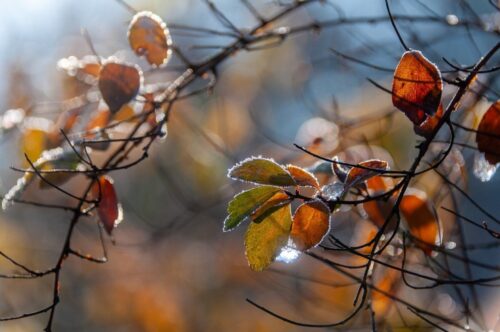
(98, 60), (142, 113)
(128, 11), (172, 67)
(400, 190), (440, 255)
(414, 103), (443, 138)
(476, 100), (500, 165)
(286, 165), (320, 189)
(91, 176), (122, 235)
(392, 51), (442, 126)
(345, 159), (388, 189)
(290, 200), (330, 251)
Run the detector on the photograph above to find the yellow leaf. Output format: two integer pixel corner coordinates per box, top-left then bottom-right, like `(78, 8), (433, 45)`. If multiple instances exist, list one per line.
(245, 203), (292, 271)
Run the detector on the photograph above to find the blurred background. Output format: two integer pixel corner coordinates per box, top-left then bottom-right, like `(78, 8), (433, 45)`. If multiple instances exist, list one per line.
(0, 0), (499, 331)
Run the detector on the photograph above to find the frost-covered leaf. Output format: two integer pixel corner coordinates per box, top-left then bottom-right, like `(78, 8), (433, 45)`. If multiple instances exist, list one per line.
(228, 157), (296, 186)
(245, 203), (292, 271)
(286, 164), (320, 189)
(57, 55), (101, 85)
(392, 50), (442, 126)
(223, 185), (281, 232)
(290, 200), (330, 251)
(128, 11), (172, 67)
(476, 100), (500, 166)
(91, 176), (123, 235)
(345, 159), (388, 189)
(98, 60), (142, 113)
(250, 191), (290, 223)
(331, 156), (350, 183)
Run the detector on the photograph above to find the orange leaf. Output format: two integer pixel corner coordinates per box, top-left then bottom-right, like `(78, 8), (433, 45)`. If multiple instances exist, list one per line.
(250, 191), (291, 223)
(392, 50), (442, 126)
(372, 267), (401, 316)
(128, 11), (172, 67)
(91, 176), (122, 235)
(414, 103), (443, 138)
(290, 200), (330, 251)
(98, 60), (142, 113)
(400, 190), (440, 255)
(345, 159), (388, 188)
(476, 100), (500, 165)
(286, 165), (320, 189)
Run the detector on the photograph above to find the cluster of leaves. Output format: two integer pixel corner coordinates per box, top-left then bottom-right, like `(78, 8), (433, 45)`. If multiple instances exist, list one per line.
(224, 48), (499, 275)
(2, 10), (174, 235)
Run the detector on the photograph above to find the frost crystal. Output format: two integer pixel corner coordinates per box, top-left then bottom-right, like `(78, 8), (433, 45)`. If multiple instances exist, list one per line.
(321, 182), (344, 200)
(473, 153), (497, 182)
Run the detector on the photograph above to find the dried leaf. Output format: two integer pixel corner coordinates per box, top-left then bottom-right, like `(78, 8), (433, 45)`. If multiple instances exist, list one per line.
(286, 165), (320, 189)
(98, 60), (142, 113)
(476, 101), (500, 165)
(91, 176), (123, 235)
(128, 11), (172, 67)
(400, 190), (440, 255)
(223, 186), (281, 232)
(392, 50), (442, 126)
(290, 200), (330, 251)
(228, 157), (296, 186)
(245, 203), (292, 271)
(345, 159), (388, 189)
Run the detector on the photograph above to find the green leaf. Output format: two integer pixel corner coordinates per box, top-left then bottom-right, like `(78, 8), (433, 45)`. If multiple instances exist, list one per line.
(228, 157), (296, 186)
(245, 203), (292, 271)
(223, 185), (281, 232)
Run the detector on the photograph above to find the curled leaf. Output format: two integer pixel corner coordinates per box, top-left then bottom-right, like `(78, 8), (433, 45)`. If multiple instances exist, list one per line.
(476, 100), (500, 165)
(91, 176), (123, 235)
(345, 159), (388, 189)
(128, 11), (172, 67)
(392, 50), (442, 126)
(245, 203), (292, 271)
(290, 200), (330, 251)
(400, 190), (440, 255)
(223, 186), (281, 232)
(228, 157), (296, 186)
(331, 156), (350, 183)
(98, 60), (142, 113)
(286, 164), (320, 189)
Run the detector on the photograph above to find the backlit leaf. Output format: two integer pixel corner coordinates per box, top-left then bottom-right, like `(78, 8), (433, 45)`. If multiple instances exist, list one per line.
(400, 190), (440, 255)
(290, 200), (330, 251)
(476, 100), (500, 165)
(286, 164), (320, 189)
(392, 50), (442, 126)
(363, 176), (398, 230)
(413, 103), (443, 138)
(223, 185), (281, 232)
(250, 191), (290, 223)
(245, 203), (292, 271)
(345, 159), (388, 189)
(128, 11), (172, 67)
(98, 60), (142, 113)
(228, 157), (296, 186)
(91, 176), (123, 235)
(372, 267), (401, 316)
